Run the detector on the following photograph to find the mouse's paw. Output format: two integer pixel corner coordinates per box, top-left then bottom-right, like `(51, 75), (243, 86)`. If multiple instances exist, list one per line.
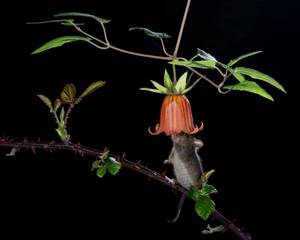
(165, 176), (176, 185)
(164, 159), (172, 165)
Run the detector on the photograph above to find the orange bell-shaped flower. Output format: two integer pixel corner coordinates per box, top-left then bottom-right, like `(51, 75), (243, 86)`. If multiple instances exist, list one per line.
(149, 95), (203, 136)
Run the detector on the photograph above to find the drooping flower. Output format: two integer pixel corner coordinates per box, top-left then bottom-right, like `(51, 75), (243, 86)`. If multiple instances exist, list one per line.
(141, 69), (204, 136)
(149, 95), (203, 136)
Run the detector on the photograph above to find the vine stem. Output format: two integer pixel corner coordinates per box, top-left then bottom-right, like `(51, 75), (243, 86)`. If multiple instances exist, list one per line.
(0, 137), (251, 240)
(71, 22), (172, 61)
(69, 8), (226, 89)
(173, 0), (192, 58)
(171, 0), (191, 83)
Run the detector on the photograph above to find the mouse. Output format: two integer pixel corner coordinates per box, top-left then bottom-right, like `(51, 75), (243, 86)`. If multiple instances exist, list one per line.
(165, 133), (204, 189)
(164, 133), (204, 222)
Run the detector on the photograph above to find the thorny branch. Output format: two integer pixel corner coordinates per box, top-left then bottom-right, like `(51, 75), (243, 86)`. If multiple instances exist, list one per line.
(0, 137), (251, 240)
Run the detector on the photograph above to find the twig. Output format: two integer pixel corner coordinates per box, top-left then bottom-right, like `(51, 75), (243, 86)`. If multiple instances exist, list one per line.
(0, 137), (251, 240)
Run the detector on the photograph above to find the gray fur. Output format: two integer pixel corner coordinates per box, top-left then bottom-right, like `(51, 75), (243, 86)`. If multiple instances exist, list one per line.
(165, 134), (204, 189)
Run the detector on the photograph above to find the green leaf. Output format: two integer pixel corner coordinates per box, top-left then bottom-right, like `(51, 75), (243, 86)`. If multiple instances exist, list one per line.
(175, 72), (188, 92)
(188, 187), (201, 201)
(54, 12), (111, 24)
(228, 51), (263, 67)
(60, 21), (85, 27)
(60, 83), (76, 104)
(54, 99), (62, 112)
(129, 27), (171, 39)
(5, 148), (17, 157)
(56, 107), (69, 143)
(59, 107), (65, 123)
(150, 80), (168, 93)
(231, 70), (246, 82)
(182, 77), (202, 94)
(26, 19), (75, 25)
(235, 67), (286, 93)
(107, 158), (121, 175)
(169, 60), (216, 69)
(194, 60), (216, 69)
(91, 160), (101, 171)
(37, 94), (53, 112)
(27, 19), (85, 27)
(101, 148), (110, 161)
(78, 80), (106, 101)
(201, 169), (216, 183)
(200, 184), (218, 196)
(224, 80), (274, 101)
(55, 127), (63, 139)
(195, 195), (215, 221)
(55, 126), (69, 142)
(31, 36), (91, 54)
(96, 165), (107, 178)
(163, 69), (173, 89)
(197, 48), (217, 61)
(139, 88), (163, 94)
(216, 61), (229, 69)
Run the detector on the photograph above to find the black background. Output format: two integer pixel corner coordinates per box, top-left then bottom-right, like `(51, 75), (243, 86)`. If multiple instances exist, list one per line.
(0, 0), (299, 239)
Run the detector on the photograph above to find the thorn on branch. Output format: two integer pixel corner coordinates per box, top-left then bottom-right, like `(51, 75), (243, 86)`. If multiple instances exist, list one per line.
(134, 164), (141, 170)
(119, 152), (126, 162)
(78, 150), (85, 157)
(31, 147), (36, 154)
(161, 170), (168, 177)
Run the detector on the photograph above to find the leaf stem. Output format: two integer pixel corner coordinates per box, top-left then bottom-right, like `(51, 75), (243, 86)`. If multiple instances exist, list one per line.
(52, 111), (60, 126)
(159, 38), (172, 57)
(189, 54), (198, 61)
(64, 104), (74, 129)
(87, 40), (109, 50)
(215, 66), (226, 77)
(100, 22), (110, 45)
(186, 67), (219, 89)
(217, 68), (232, 94)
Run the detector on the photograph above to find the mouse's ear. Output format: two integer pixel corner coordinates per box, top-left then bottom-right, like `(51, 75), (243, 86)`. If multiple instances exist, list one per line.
(194, 138), (204, 149)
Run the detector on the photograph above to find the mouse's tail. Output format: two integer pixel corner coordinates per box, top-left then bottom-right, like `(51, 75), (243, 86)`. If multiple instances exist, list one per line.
(168, 193), (186, 223)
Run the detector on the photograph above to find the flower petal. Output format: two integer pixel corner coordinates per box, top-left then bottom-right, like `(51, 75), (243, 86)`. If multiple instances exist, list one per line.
(150, 95), (203, 136)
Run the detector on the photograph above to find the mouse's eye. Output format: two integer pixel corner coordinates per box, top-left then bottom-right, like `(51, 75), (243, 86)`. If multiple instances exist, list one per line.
(148, 95), (203, 136)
